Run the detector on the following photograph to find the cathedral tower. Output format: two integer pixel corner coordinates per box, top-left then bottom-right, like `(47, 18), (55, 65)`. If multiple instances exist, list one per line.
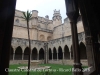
(52, 9), (62, 27)
(31, 10), (38, 28)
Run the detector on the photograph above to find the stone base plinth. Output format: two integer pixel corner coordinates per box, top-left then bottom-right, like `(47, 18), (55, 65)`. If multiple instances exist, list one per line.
(30, 60), (39, 66)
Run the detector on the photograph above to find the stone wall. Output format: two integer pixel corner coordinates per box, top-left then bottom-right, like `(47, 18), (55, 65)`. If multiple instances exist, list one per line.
(53, 19), (84, 39)
(11, 32), (85, 53)
(10, 60), (43, 65)
(14, 10), (84, 41)
(48, 60), (88, 66)
(48, 32), (85, 52)
(11, 38), (45, 53)
(10, 60), (88, 66)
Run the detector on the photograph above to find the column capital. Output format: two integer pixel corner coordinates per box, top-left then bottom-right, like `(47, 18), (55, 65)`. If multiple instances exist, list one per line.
(85, 36), (93, 44)
(65, 0), (79, 22)
(44, 42), (48, 47)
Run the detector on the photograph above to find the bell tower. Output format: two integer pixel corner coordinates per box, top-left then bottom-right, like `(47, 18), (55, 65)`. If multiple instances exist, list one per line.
(31, 10), (38, 28)
(52, 9), (62, 27)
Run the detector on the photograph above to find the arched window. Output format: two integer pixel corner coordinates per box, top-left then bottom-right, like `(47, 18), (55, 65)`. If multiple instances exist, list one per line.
(15, 46), (22, 60)
(79, 42), (87, 59)
(49, 48), (52, 60)
(23, 47), (30, 60)
(40, 35), (45, 41)
(39, 48), (44, 60)
(64, 45), (70, 59)
(58, 46), (63, 59)
(53, 47), (57, 60)
(32, 47), (38, 60)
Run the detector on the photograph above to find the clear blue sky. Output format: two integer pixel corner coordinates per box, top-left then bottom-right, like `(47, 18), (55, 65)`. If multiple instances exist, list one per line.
(16, 0), (67, 23)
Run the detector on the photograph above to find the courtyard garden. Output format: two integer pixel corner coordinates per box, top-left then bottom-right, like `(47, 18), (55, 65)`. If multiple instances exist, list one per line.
(8, 64), (87, 75)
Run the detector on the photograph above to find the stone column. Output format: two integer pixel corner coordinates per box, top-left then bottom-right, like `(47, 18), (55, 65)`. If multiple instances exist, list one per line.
(37, 52), (39, 60)
(90, 34), (100, 74)
(13, 53), (15, 60)
(22, 53), (24, 60)
(30, 53), (32, 60)
(52, 53), (53, 61)
(70, 21), (83, 75)
(46, 43), (49, 63)
(65, 0), (83, 74)
(44, 43), (46, 64)
(63, 52), (64, 60)
(44, 43), (48, 64)
(70, 51), (72, 60)
(85, 36), (96, 67)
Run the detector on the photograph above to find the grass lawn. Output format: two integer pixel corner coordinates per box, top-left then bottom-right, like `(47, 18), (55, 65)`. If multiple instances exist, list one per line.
(8, 64), (87, 75)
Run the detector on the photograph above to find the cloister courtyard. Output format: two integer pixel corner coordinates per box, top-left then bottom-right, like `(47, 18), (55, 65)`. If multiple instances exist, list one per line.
(7, 5), (89, 75)
(10, 42), (87, 61)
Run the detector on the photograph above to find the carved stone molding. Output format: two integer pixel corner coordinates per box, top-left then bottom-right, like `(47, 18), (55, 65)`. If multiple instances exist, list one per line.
(85, 36), (93, 44)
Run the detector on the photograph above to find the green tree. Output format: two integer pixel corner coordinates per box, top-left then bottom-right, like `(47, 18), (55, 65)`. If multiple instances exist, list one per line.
(22, 10), (32, 75)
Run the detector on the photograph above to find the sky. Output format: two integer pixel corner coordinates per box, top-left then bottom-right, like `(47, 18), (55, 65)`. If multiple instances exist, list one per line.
(16, 0), (67, 23)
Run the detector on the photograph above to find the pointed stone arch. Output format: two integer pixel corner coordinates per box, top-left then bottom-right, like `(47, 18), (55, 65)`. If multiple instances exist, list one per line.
(79, 42), (87, 59)
(23, 47), (30, 60)
(15, 46), (22, 60)
(53, 47), (57, 60)
(58, 46), (63, 59)
(79, 41), (86, 46)
(39, 48), (44, 60)
(64, 45), (70, 59)
(10, 46), (14, 60)
(32, 47), (38, 60)
(49, 48), (52, 60)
